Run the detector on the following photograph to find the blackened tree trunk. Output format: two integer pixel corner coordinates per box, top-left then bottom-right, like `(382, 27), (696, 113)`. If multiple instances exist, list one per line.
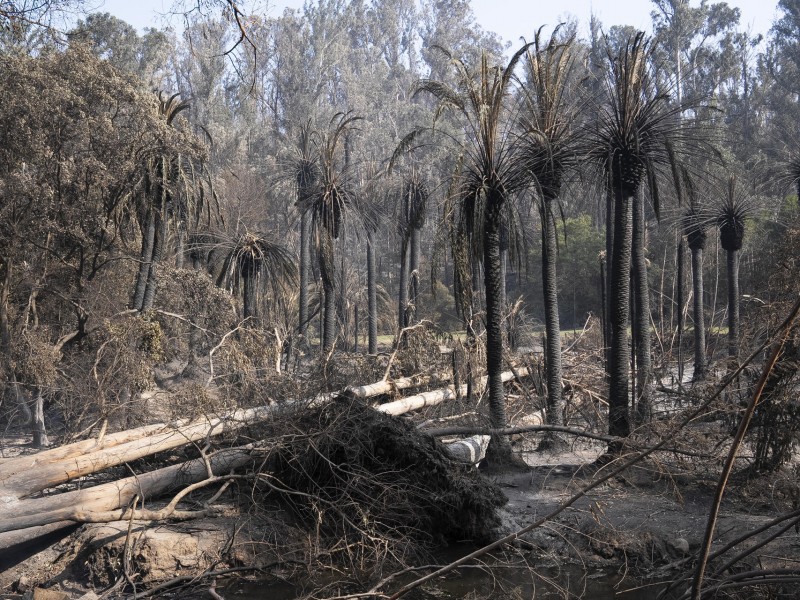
(398, 241), (409, 330)
(608, 186), (633, 441)
(242, 259), (258, 322)
(690, 239), (707, 380)
(299, 211), (311, 336)
(726, 249), (739, 358)
(604, 186), (615, 377)
(483, 204), (509, 443)
(632, 194), (652, 422)
(409, 227), (421, 323)
(320, 230), (336, 352)
(676, 237), (687, 384)
(141, 201), (167, 311)
(367, 229), (378, 354)
(133, 205), (156, 310)
(539, 198), (565, 448)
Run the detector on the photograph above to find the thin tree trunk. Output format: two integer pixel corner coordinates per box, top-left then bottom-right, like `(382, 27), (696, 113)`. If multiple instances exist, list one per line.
(398, 241), (409, 330)
(409, 227), (421, 322)
(604, 186), (615, 378)
(608, 187), (633, 443)
(142, 201), (167, 311)
(320, 231), (336, 352)
(354, 304), (359, 353)
(367, 230), (378, 354)
(539, 199), (565, 449)
(299, 211), (311, 336)
(727, 249), (739, 359)
(676, 238), (687, 384)
(32, 389), (49, 449)
(242, 261), (258, 323)
(133, 205), (156, 310)
(632, 194), (652, 422)
(692, 245), (707, 380)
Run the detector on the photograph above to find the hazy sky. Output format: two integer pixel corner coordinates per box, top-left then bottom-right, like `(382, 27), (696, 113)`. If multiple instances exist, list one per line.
(95, 0), (781, 43)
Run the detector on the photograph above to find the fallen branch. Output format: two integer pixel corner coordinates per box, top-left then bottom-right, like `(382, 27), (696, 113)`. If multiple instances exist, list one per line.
(381, 297), (800, 600)
(690, 294), (800, 600)
(375, 367), (530, 416)
(346, 372), (449, 399)
(0, 446), (256, 534)
(423, 424), (617, 444)
(0, 406), (276, 499)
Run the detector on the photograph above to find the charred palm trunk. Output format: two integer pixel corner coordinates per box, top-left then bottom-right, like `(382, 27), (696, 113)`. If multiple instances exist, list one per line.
(320, 229), (337, 352)
(483, 201), (509, 450)
(608, 185), (633, 442)
(398, 240), (409, 330)
(726, 249), (739, 359)
(676, 237), (687, 384)
(409, 227), (421, 323)
(241, 258), (258, 323)
(133, 204), (156, 310)
(299, 211), (311, 336)
(604, 186), (615, 378)
(688, 226), (707, 380)
(367, 229), (378, 354)
(720, 219), (744, 359)
(600, 254), (607, 354)
(539, 198), (565, 448)
(499, 221), (509, 318)
(141, 201), (166, 312)
(632, 193), (652, 422)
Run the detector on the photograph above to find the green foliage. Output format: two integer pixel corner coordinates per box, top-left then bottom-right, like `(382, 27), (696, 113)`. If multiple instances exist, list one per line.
(524, 215), (604, 329)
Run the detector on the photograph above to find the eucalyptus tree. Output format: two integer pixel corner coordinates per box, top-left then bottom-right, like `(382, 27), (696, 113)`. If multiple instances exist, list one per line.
(716, 176), (751, 359)
(0, 47), (201, 440)
(518, 27), (585, 448)
(298, 112), (363, 352)
(588, 32), (686, 442)
(406, 43), (532, 453)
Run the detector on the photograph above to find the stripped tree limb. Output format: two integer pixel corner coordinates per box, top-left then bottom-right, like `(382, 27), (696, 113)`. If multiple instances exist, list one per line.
(0, 447), (256, 535)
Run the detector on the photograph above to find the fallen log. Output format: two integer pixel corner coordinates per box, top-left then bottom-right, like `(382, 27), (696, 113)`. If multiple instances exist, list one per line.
(0, 406), (276, 500)
(376, 367), (530, 416)
(346, 372), (448, 399)
(0, 446), (255, 535)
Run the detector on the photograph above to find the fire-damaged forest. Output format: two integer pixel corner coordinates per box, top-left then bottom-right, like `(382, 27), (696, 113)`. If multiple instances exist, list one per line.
(1, 1), (799, 599)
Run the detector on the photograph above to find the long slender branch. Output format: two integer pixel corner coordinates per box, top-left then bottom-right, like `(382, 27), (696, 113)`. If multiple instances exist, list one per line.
(690, 295), (800, 600)
(384, 297), (800, 600)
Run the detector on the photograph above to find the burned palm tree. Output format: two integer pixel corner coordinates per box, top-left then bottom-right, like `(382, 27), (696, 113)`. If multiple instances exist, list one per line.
(297, 112), (362, 352)
(397, 171), (428, 329)
(588, 32), (686, 442)
(132, 92), (217, 311)
(519, 26), (584, 448)
(216, 231), (296, 324)
(408, 44), (532, 455)
(684, 199), (709, 381)
(286, 120), (320, 338)
(716, 176), (750, 359)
